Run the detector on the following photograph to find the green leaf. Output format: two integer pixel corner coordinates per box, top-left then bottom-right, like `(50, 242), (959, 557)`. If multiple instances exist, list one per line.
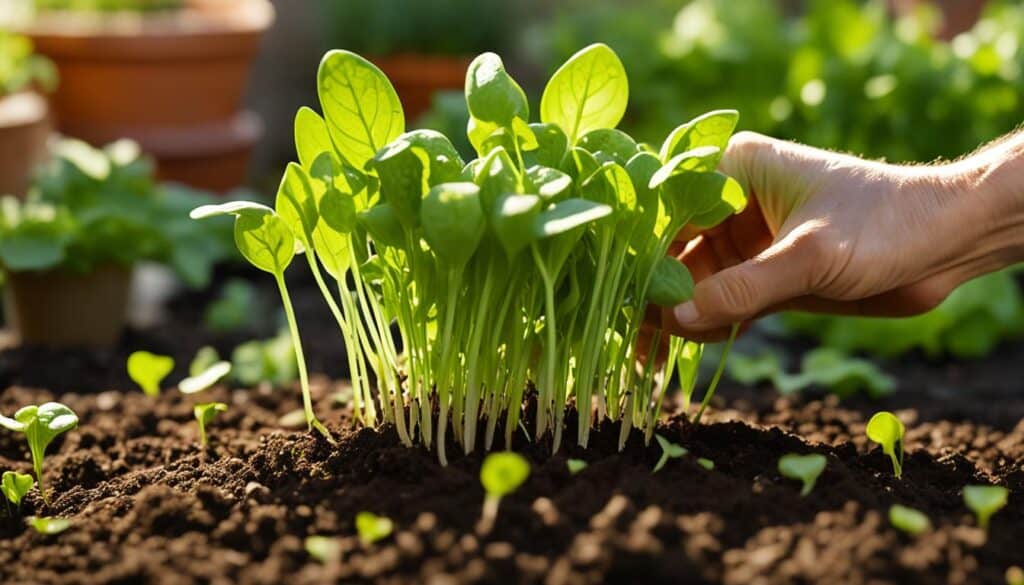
(294, 106), (334, 171)
(26, 516), (70, 535)
(697, 458), (715, 470)
(660, 110), (740, 162)
(1, 471), (33, 507)
(305, 535), (340, 563)
(0, 234), (65, 271)
(275, 162), (321, 248)
(646, 256), (695, 306)
(888, 504), (931, 536)
(577, 128), (638, 164)
(653, 434), (687, 473)
(480, 452), (530, 498)
(526, 166), (572, 203)
(963, 485), (1009, 530)
(194, 402), (228, 446)
(127, 351), (175, 397)
(492, 194), (541, 259)
(649, 146), (723, 188)
(778, 453), (827, 496)
(421, 182), (486, 268)
(234, 211), (297, 276)
(355, 511), (394, 545)
(179, 361), (232, 395)
(358, 204), (405, 249)
(866, 411), (905, 478)
(541, 43), (629, 144)
(566, 459), (588, 475)
(526, 123), (568, 168)
(372, 138), (429, 228)
(189, 346), (221, 377)
(318, 50), (404, 169)
(465, 52), (529, 126)
(532, 198), (613, 239)
(801, 348), (896, 398)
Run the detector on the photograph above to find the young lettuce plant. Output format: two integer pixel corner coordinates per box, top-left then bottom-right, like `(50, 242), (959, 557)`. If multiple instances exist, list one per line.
(2, 471), (33, 512)
(477, 452), (530, 535)
(189, 44), (747, 462)
(194, 403), (228, 447)
(963, 485), (1009, 530)
(866, 411), (905, 478)
(25, 516), (70, 535)
(889, 504), (931, 536)
(0, 403), (78, 506)
(127, 351), (174, 397)
(778, 453), (827, 496)
(653, 434), (687, 473)
(355, 511), (394, 546)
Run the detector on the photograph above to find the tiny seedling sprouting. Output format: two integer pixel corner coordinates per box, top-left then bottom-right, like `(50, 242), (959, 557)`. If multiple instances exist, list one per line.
(866, 411), (905, 478)
(697, 458), (715, 470)
(963, 485), (1009, 530)
(477, 452), (530, 535)
(194, 403), (228, 447)
(25, 516), (70, 535)
(653, 434), (687, 473)
(355, 511), (394, 546)
(180, 360), (232, 395)
(305, 535), (341, 563)
(888, 504), (931, 536)
(567, 459), (588, 475)
(127, 351), (175, 397)
(0, 402), (78, 506)
(1, 471), (33, 512)
(778, 453), (827, 496)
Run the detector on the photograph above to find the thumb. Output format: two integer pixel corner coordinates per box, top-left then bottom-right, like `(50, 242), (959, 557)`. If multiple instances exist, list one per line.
(668, 241), (811, 335)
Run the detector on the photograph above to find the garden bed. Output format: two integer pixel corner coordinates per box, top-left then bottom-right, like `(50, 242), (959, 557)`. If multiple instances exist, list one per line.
(0, 330), (1021, 584)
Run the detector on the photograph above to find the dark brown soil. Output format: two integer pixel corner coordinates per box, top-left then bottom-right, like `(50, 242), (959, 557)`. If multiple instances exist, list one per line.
(0, 263), (1021, 584)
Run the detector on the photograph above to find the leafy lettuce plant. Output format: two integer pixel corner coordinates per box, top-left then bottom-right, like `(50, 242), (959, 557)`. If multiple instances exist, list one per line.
(729, 347), (896, 398)
(0, 402), (78, 506)
(194, 403), (228, 447)
(192, 44), (747, 462)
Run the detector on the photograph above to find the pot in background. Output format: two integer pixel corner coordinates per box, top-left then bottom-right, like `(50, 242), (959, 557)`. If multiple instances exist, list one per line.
(372, 53), (472, 122)
(890, 0), (987, 40)
(5, 264), (132, 347)
(0, 92), (51, 198)
(20, 0), (274, 192)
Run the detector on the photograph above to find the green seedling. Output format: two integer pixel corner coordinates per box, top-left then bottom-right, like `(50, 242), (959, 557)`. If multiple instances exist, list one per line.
(1, 471), (33, 511)
(180, 361), (232, 395)
(963, 485), (1009, 530)
(866, 411), (905, 478)
(127, 351), (175, 397)
(697, 458), (714, 470)
(477, 452), (530, 534)
(889, 504), (931, 536)
(25, 516), (70, 535)
(355, 511), (394, 546)
(193, 403), (228, 447)
(305, 535), (341, 563)
(653, 434), (687, 473)
(778, 453), (827, 496)
(567, 459), (588, 475)
(0, 402), (78, 506)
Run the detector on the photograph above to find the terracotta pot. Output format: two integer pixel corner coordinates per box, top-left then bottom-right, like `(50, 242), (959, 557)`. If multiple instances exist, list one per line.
(0, 92), (52, 198)
(5, 264), (132, 347)
(371, 54), (473, 122)
(19, 0), (274, 192)
(890, 0), (987, 40)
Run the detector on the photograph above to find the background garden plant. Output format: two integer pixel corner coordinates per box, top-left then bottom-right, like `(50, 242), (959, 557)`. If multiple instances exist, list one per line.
(191, 43), (747, 463)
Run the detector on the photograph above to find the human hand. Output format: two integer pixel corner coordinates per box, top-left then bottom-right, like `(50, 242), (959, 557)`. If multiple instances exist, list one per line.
(656, 131), (1024, 342)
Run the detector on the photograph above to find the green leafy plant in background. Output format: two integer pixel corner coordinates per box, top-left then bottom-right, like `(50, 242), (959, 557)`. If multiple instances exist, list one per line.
(889, 504), (931, 536)
(0, 31), (57, 97)
(25, 516), (70, 535)
(355, 511), (394, 546)
(0, 402), (78, 506)
(566, 458), (587, 475)
(193, 403), (228, 447)
(729, 347), (896, 398)
(191, 44), (748, 463)
(866, 411), (905, 478)
(653, 434), (687, 473)
(778, 453), (827, 496)
(477, 452), (530, 534)
(127, 351), (174, 397)
(180, 358), (231, 395)
(1, 471), (34, 511)
(963, 485), (1009, 530)
(203, 279), (260, 333)
(230, 329), (299, 388)
(0, 139), (231, 289)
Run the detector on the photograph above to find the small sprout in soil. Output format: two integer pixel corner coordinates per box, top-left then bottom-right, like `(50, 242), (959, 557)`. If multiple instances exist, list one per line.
(778, 453), (827, 496)
(278, 408), (308, 429)
(2, 471), (33, 510)
(305, 535), (341, 563)
(1006, 566), (1024, 585)
(866, 411), (905, 478)
(478, 452), (530, 534)
(127, 351), (175, 397)
(963, 485), (1009, 530)
(888, 504), (931, 536)
(653, 434), (687, 473)
(697, 458), (715, 470)
(180, 361), (232, 395)
(194, 403), (228, 447)
(26, 516), (70, 535)
(0, 402), (78, 506)
(355, 511), (394, 546)
(567, 459), (588, 475)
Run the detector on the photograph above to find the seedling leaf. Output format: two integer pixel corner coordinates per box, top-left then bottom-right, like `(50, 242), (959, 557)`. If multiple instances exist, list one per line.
(963, 485), (1009, 530)
(355, 511), (394, 545)
(1, 471), (33, 507)
(481, 452), (531, 497)
(194, 402), (228, 447)
(888, 504), (931, 536)
(567, 459), (588, 475)
(305, 535), (341, 563)
(180, 362), (232, 395)
(653, 434), (687, 473)
(866, 411), (905, 478)
(127, 351), (175, 397)
(26, 516), (70, 535)
(778, 453), (827, 496)
(541, 43), (628, 144)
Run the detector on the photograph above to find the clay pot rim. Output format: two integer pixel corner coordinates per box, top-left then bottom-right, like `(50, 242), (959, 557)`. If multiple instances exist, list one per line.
(0, 92), (49, 130)
(18, 0), (273, 46)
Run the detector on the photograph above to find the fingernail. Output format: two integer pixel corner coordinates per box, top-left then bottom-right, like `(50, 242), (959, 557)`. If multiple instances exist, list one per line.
(674, 302), (700, 325)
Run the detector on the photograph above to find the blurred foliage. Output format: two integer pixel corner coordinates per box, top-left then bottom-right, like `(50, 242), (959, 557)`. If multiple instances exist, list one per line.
(0, 139), (232, 288)
(729, 347), (896, 398)
(319, 0), (527, 56)
(0, 31), (56, 97)
(231, 328), (297, 387)
(203, 278), (261, 333)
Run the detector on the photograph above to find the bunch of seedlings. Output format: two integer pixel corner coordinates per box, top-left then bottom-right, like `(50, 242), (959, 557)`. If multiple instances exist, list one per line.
(192, 43), (747, 462)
